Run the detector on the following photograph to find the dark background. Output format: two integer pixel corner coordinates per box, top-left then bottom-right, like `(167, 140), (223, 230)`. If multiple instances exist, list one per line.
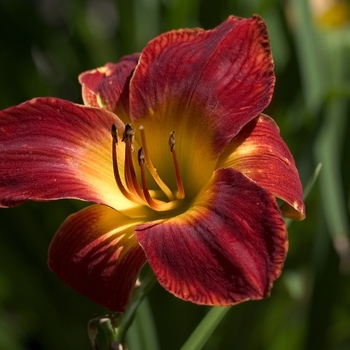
(1, 0), (350, 349)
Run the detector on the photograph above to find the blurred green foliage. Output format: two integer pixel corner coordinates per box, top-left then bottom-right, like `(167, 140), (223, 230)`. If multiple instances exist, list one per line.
(1, 0), (350, 349)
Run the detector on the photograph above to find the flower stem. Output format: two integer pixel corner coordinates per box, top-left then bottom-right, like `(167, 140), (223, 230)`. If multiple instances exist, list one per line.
(116, 267), (157, 344)
(179, 307), (231, 350)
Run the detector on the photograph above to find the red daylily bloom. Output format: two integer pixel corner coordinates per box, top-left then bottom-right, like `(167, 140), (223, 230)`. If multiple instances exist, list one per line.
(0, 15), (305, 312)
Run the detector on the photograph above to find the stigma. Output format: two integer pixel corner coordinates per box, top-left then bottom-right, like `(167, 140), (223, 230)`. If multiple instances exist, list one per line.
(111, 123), (185, 212)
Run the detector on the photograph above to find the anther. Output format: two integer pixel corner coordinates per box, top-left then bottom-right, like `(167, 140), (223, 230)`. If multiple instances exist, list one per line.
(111, 123), (118, 144)
(122, 123), (135, 148)
(168, 131), (175, 151)
(138, 147), (145, 166)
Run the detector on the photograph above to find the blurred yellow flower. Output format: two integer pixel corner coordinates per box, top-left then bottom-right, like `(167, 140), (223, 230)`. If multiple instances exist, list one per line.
(310, 0), (350, 28)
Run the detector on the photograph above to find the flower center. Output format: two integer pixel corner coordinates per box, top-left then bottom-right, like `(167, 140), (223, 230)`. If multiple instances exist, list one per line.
(111, 123), (185, 212)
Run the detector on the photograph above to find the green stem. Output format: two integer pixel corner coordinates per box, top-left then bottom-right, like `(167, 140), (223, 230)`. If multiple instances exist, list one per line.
(180, 307), (231, 350)
(116, 268), (157, 344)
(126, 298), (160, 350)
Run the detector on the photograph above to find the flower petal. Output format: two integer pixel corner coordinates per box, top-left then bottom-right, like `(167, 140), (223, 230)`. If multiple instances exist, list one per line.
(217, 114), (305, 220)
(48, 204), (147, 312)
(79, 53), (140, 123)
(135, 168), (287, 306)
(0, 97), (135, 211)
(130, 15), (274, 155)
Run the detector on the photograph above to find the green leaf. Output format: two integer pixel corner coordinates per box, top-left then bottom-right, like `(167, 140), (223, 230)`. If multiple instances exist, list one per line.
(285, 162), (322, 228)
(302, 162), (322, 201)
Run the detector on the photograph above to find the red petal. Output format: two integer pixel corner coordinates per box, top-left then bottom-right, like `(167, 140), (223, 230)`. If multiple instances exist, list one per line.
(79, 53), (140, 123)
(135, 168), (287, 306)
(130, 15), (274, 155)
(0, 98), (135, 211)
(48, 204), (147, 312)
(217, 114), (305, 220)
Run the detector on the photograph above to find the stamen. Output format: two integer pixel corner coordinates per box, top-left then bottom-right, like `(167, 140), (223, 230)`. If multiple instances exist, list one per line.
(139, 126), (174, 201)
(111, 123), (184, 212)
(169, 131), (185, 199)
(138, 147), (181, 211)
(111, 124), (142, 203)
(122, 124), (145, 201)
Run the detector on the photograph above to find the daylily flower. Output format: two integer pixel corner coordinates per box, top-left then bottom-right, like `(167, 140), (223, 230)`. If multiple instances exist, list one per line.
(0, 15), (305, 312)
